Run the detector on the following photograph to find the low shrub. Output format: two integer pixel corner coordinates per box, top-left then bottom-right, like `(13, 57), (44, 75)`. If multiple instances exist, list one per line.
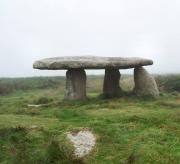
(156, 75), (180, 92)
(46, 138), (74, 164)
(33, 97), (53, 105)
(0, 84), (13, 95)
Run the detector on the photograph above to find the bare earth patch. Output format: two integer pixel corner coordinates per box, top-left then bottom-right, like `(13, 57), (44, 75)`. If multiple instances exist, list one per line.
(67, 130), (96, 158)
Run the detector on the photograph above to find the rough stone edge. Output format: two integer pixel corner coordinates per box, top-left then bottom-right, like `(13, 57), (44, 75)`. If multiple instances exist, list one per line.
(67, 129), (96, 158)
(33, 56), (153, 70)
(134, 67), (160, 98)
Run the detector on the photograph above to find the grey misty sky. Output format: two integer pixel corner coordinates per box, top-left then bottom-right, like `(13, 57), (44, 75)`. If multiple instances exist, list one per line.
(0, 0), (180, 77)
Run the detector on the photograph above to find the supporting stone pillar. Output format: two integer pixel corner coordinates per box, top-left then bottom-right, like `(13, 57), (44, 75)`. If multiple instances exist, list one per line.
(65, 69), (86, 100)
(103, 68), (122, 98)
(134, 67), (159, 98)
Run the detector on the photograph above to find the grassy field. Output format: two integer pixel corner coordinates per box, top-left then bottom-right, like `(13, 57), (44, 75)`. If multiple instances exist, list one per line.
(0, 75), (179, 163)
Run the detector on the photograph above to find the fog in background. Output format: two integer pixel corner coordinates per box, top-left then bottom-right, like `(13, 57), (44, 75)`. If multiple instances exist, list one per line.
(0, 0), (180, 77)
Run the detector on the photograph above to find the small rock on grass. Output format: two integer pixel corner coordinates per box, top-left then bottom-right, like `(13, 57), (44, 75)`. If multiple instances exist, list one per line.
(67, 130), (96, 158)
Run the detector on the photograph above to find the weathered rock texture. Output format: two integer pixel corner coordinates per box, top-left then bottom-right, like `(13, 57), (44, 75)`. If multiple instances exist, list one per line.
(33, 56), (153, 70)
(103, 68), (122, 98)
(33, 56), (159, 100)
(65, 69), (86, 100)
(134, 67), (159, 98)
(67, 130), (96, 158)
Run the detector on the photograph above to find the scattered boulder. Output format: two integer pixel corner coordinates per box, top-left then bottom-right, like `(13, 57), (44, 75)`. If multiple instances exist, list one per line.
(27, 104), (49, 107)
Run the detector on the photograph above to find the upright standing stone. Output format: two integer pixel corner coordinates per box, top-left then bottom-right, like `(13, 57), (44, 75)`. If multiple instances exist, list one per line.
(65, 69), (86, 100)
(134, 67), (159, 98)
(103, 68), (122, 98)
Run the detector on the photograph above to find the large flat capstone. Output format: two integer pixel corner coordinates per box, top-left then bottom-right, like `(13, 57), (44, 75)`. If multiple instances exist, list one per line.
(33, 56), (153, 70)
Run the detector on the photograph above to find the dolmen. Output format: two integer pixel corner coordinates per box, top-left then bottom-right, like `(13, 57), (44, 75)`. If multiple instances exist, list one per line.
(33, 56), (159, 100)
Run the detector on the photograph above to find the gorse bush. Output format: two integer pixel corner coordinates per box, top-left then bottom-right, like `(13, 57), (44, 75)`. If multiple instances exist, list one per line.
(0, 83), (13, 95)
(46, 138), (74, 164)
(0, 126), (30, 164)
(0, 77), (65, 94)
(156, 75), (180, 92)
(0, 75), (180, 96)
(34, 97), (53, 105)
(0, 126), (80, 164)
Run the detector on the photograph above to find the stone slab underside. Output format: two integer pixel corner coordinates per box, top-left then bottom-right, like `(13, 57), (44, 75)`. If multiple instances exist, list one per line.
(33, 56), (153, 70)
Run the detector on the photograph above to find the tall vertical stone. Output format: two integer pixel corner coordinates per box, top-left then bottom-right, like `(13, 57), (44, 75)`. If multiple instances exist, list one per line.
(65, 69), (86, 100)
(103, 68), (122, 98)
(134, 67), (159, 98)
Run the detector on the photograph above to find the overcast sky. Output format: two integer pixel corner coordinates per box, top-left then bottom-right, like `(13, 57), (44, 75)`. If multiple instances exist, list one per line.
(0, 0), (180, 77)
